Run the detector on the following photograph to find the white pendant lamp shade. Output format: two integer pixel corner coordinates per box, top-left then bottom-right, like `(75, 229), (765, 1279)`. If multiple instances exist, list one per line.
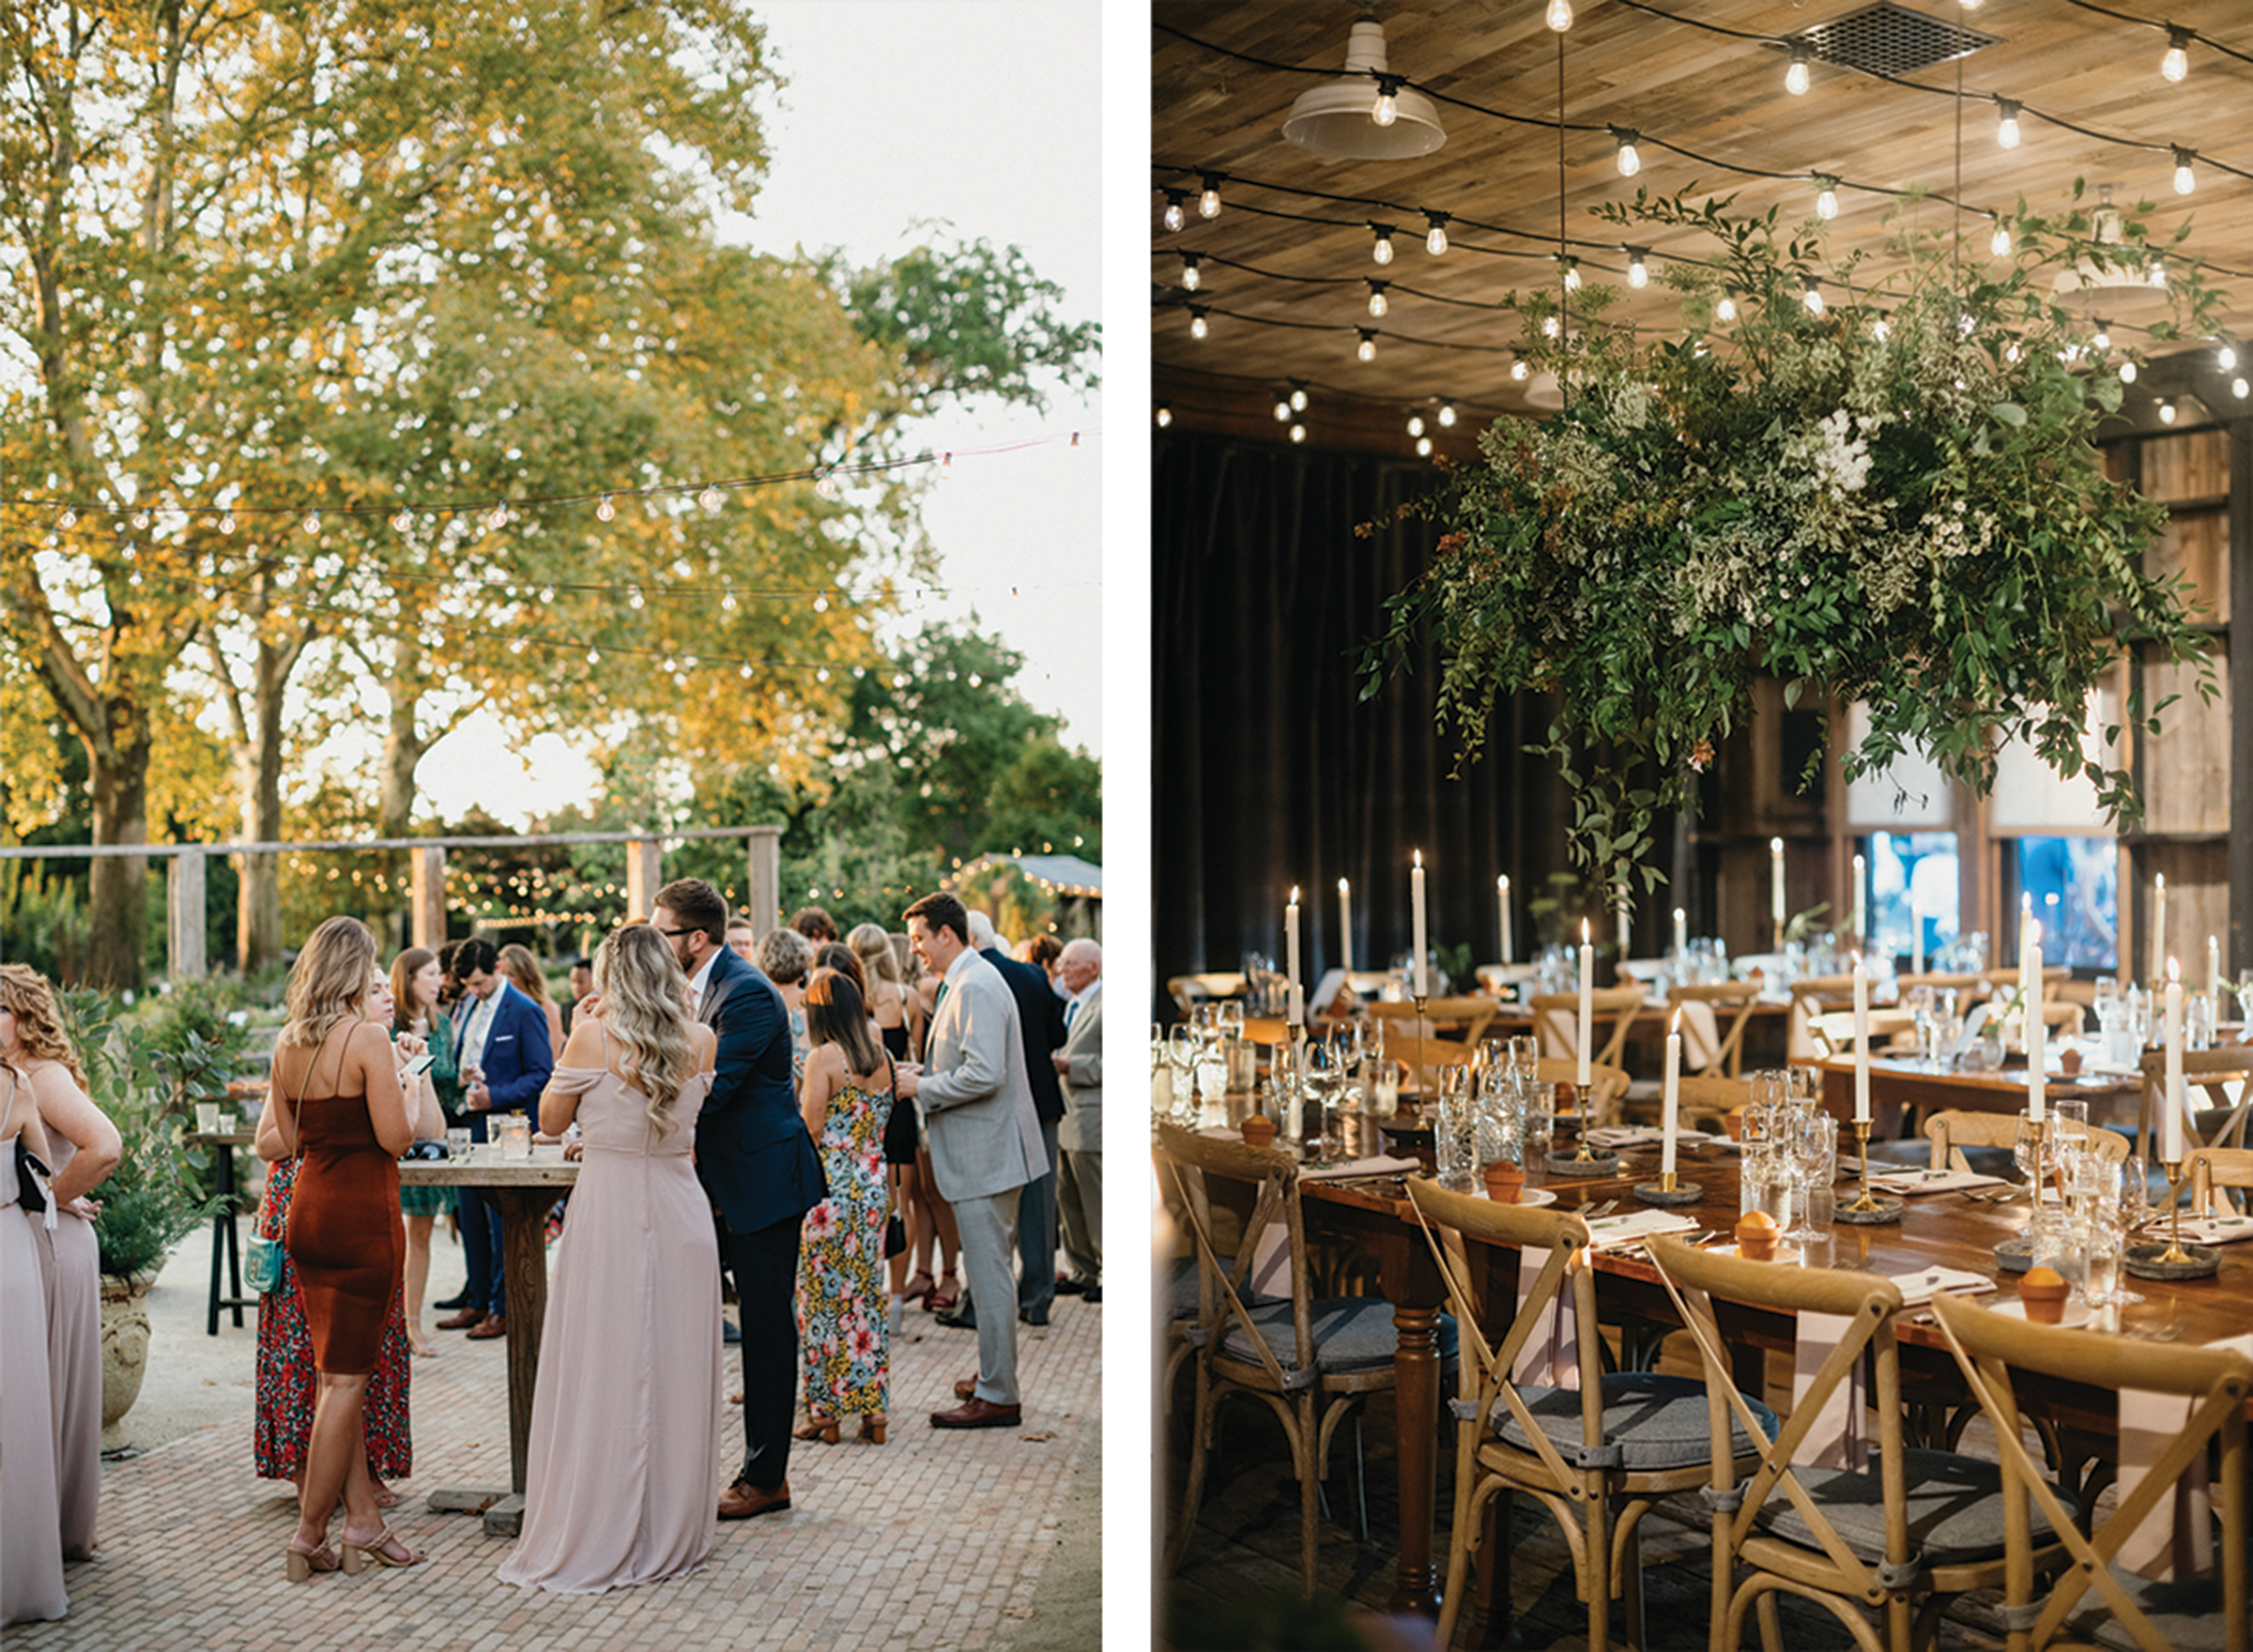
(1281, 21), (1446, 161)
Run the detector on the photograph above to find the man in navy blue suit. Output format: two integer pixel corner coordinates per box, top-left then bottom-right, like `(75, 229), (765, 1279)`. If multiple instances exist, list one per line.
(648, 879), (826, 1522)
(435, 937), (555, 1340)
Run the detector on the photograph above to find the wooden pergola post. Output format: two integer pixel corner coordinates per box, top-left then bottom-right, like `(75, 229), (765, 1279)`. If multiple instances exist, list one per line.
(743, 828), (782, 935)
(167, 849), (207, 981)
(410, 846), (448, 949)
(625, 835), (665, 919)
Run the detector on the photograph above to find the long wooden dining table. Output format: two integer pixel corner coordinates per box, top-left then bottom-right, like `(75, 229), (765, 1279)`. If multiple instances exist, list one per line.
(1286, 1125), (2253, 1631)
(1813, 1054), (2141, 1136)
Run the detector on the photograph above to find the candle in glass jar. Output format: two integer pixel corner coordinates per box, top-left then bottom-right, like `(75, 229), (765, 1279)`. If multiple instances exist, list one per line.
(1411, 851), (1428, 999)
(1337, 880), (1353, 974)
(2164, 964), (2184, 1163)
(1285, 887), (1301, 1020)
(1662, 1010), (1681, 1177)
(1577, 918), (1593, 1089)
(2026, 937), (2046, 1124)
(1770, 837), (1786, 931)
(1852, 962), (1871, 1124)
(1497, 875), (1513, 965)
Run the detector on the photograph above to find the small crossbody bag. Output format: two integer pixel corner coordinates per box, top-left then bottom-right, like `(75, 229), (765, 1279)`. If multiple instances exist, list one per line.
(245, 1024), (332, 1294)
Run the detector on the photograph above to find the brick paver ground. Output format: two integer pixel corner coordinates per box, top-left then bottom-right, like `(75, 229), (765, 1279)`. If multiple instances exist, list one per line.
(17, 1277), (1101, 1651)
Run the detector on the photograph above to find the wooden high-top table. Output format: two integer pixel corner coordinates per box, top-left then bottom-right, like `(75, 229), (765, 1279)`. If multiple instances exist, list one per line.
(1268, 1124), (2253, 1639)
(398, 1143), (578, 1537)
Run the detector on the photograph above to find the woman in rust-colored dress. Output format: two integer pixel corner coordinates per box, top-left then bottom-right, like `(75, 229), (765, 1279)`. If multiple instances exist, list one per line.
(256, 916), (422, 1581)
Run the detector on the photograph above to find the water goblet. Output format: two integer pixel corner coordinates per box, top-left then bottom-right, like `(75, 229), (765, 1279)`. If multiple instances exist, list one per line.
(2082, 1208), (2128, 1309)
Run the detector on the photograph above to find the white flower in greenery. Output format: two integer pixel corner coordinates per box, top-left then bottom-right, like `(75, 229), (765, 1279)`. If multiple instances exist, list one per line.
(1811, 408), (1874, 498)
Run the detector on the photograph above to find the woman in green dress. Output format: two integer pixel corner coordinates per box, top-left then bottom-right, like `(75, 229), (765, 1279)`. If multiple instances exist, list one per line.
(391, 947), (455, 1356)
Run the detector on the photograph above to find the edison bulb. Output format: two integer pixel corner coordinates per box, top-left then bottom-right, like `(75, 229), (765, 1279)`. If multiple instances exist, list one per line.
(1816, 184), (1838, 221)
(1407, 414), (1426, 437)
(1198, 183), (1220, 220)
(1367, 283), (1388, 318)
(1372, 230), (1395, 266)
(2092, 324), (2111, 351)
(1180, 256), (1200, 291)
(1786, 51), (1810, 97)
(1356, 332), (1376, 363)
(1997, 110), (2021, 149)
(1425, 219), (1448, 256)
(1188, 311), (1208, 341)
(1416, 436), (1433, 456)
(1290, 384), (1308, 411)
(1716, 295), (1738, 323)
(1372, 88), (1398, 127)
(1991, 223), (2013, 257)
(1628, 253), (1648, 288)
(2162, 38), (2188, 83)
(1437, 401), (1457, 427)
(2175, 157), (2196, 195)
(2160, 400), (2179, 424)
(1289, 421), (1307, 443)
(1162, 195), (1185, 234)
(596, 494), (615, 521)
(2239, 378), (2251, 401)
(1274, 396), (1292, 423)
(1511, 360), (1530, 381)
(1801, 281), (1824, 315)
(2220, 344), (2238, 372)
(1562, 261), (1582, 293)
(1155, 405), (1173, 428)
(2120, 359), (2138, 383)
(1617, 140), (1640, 178)
(1545, 0), (1572, 30)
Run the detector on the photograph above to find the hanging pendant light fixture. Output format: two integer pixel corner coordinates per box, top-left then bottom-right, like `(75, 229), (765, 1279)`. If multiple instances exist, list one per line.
(1281, 18), (1446, 161)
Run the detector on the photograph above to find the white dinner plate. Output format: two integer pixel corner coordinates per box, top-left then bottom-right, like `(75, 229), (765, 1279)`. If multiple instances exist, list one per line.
(1989, 1296), (2092, 1329)
(1485, 1185), (1558, 1207)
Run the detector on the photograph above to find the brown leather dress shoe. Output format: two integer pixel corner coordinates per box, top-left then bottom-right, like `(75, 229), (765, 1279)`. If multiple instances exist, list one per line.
(465, 1313), (506, 1340)
(717, 1478), (791, 1520)
(954, 1376), (978, 1400)
(929, 1397), (1022, 1430)
(436, 1307), (485, 1331)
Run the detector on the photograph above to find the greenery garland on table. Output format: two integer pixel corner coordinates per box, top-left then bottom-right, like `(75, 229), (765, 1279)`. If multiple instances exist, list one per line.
(1365, 187), (2220, 899)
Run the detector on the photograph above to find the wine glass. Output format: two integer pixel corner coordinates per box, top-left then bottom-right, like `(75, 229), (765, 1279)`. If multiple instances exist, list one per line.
(1782, 1110), (1835, 1245)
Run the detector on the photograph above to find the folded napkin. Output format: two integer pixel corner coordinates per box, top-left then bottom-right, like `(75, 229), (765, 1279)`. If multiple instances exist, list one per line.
(2171, 1212), (2253, 1247)
(2118, 1332), (2253, 1581)
(1510, 1245), (1580, 1389)
(1869, 1167), (2008, 1196)
(1586, 1125), (1718, 1151)
(1793, 1311), (1866, 1472)
(1581, 1208), (1703, 1249)
(1297, 1154), (1422, 1183)
(1888, 1265), (1996, 1307)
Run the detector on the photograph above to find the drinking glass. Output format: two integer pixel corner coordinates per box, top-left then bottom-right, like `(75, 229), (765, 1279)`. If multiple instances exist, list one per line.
(444, 1126), (472, 1160)
(2082, 1208), (2128, 1308)
(2028, 1203), (2083, 1301)
(1502, 1035), (1540, 1084)
(2188, 990), (2215, 1051)
(1217, 1001), (1246, 1039)
(496, 1113), (532, 1160)
(1783, 1111), (1836, 1244)
(1167, 1027), (1200, 1125)
(2237, 970), (2253, 1028)
(1433, 1064), (1479, 1191)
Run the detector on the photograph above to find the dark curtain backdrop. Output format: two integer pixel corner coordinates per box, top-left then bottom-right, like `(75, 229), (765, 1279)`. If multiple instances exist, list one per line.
(1154, 430), (1577, 1016)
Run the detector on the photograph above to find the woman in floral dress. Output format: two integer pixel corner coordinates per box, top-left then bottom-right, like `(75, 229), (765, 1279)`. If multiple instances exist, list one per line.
(792, 971), (896, 1444)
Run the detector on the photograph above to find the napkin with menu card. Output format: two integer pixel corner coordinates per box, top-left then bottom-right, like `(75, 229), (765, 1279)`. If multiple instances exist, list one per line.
(2170, 1212), (2253, 1246)
(1580, 1208), (1702, 1249)
(1868, 1166), (2007, 1196)
(1586, 1125), (1717, 1152)
(1888, 1265), (1995, 1308)
(1296, 1155), (1421, 1182)
(2118, 1332), (2253, 1581)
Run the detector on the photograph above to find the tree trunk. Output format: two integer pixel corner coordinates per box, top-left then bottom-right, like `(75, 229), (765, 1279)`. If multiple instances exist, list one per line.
(372, 670), (428, 951)
(85, 717), (152, 992)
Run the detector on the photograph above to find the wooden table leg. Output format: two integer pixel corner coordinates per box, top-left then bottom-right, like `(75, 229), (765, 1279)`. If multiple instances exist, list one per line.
(490, 1185), (554, 1496)
(1380, 1231), (1446, 1616)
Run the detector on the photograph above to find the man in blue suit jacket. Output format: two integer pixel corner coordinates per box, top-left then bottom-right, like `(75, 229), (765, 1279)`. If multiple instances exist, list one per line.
(651, 879), (825, 1522)
(436, 937), (555, 1339)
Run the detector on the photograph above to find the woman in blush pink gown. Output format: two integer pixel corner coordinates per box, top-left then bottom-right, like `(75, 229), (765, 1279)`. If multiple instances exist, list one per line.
(1, 1073), (66, 1625)
(498, 924), (722, 1594)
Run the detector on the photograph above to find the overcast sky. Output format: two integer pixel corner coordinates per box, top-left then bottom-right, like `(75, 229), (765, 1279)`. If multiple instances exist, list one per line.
(417, 0), (1102, 821)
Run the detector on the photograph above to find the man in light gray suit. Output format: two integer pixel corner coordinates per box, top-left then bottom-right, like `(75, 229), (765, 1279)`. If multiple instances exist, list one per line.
(1052, 940), (1102, 1301)
(897, 891), (1044, 1429)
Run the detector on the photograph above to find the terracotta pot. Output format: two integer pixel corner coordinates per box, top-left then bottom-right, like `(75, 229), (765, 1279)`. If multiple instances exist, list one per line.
(1483, 1161), (1525, 1203)
(100, 1272), (156, 1450)
(1240, 1113), (1277, 1149)
(2017, 1268), (2071, 1325)
(1724, 1108), (1748, 1143)
(1734, 1212), (1780, 1261)
(2059, 1048), (2084, 1078)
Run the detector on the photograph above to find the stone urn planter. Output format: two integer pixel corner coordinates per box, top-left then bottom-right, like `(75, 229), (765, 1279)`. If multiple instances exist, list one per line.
(100, 1271), (158, 1450)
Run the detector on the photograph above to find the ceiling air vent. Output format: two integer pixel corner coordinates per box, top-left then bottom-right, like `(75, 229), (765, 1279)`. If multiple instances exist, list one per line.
(1793, 4), (1998, 79)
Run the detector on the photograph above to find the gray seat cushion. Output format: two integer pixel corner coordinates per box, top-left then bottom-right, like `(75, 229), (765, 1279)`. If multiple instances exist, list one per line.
(1755, 1446), (2079, 1568)
(2068, 1566), (2230, 1652)
(1170, 1253), (1284, 1323)
(1494, 1371), (1778, 1471)
(1217, 1297), (1456, 1390)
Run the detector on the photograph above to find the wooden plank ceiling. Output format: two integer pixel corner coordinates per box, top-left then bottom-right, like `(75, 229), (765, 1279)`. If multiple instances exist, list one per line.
(1152, 0), (2253, 451)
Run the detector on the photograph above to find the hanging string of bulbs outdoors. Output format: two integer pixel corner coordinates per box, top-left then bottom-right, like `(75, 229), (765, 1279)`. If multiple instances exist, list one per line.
(5, 429), (1089, 535)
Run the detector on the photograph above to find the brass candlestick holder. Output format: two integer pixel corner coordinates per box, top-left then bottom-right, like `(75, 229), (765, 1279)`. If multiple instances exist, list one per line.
(2123, 1153), (2222, 1279)
(1411, 992), (1427, 1110)
(1546, 1079), (1618, 1177)
(1836, 1117), (1904, 1224)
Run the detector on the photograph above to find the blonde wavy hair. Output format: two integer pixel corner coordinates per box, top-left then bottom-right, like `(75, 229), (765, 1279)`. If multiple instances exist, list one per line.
(595, 924), (700, 1136)
(281, 917), (378, 1048)
(0, 963), (89, 1092)
(846, 923), (902, 986)
(498, 943), (553, 1007)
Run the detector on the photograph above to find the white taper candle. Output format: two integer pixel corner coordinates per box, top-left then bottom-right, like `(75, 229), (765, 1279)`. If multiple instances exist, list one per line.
(1852, 962), (1871, 1124)
(1577, 919), (1593, 1089)
(1411, 852), (1428, 1000)
(1662, 1010), (1682, 1177)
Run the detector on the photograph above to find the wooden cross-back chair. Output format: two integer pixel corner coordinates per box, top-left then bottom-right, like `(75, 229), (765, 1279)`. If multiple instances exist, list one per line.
(1165, 972), (1246, 1019)
(1156, 1123), (1420, 1596)
(1931, 1293), (2251, 1652)
(1405, 1043), (1631, 1127)
(2186, 1144), (2253, 1217)
(1922, 1109), (2130, 1175)
(1666, 980), (1766, 1078)
(1648, 1236), (2078, 1652)
(1404, 1178), (1773, 1652)
(1786, 975), (1862, 1063)
(2134, 1048), (2253, 1167)
(1675, 1073), (1757, 1136)
(1364, 993), (1498, 1048)
(1807, 1008), (1919, 1061)
(1530, 984), (1646, 1080)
